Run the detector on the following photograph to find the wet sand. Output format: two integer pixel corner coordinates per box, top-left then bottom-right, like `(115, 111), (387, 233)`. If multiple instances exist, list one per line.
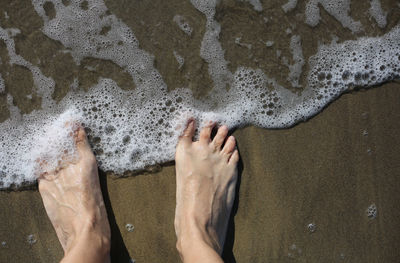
(1, 0), (400, 262)
(1, 82), (400, 262)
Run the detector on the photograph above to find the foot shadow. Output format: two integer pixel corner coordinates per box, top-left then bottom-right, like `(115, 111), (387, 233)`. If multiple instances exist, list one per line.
(221, 144), (244, 263)
(98, 170), (132, 262)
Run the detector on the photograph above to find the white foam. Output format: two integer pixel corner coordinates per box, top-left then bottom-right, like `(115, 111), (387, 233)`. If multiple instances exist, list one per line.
(243, 0), (263, 12)
(173, 51), (184, 69)
(173, 15), (193, 36)
(0, 73), (4, 94)
(286, 35), (305, 88)
(0, 26), (55, 110)
(235, 36), (252, 49)
(0, 108), (81, 188)
(6, 94), (21, 121)
(0, 0), (399, 188)
(190, 0), (233, 91)
(305, 0), (363, 33)
(282, 0), (298, 13)
(32, 0), (167, 99)
(369, 0), (387, 28)
(265, 40), (274, 47)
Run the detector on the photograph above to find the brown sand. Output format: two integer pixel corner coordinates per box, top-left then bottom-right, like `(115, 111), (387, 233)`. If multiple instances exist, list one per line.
(1, 0), (400, 262)
(1, 82), (400, 262)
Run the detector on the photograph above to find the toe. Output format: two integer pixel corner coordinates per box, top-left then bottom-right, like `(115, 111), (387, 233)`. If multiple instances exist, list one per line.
(211, 125), (228, 151)
(178, 119), (195, 147)
(222, 136), (236, 155)
(199, 121), (215, 143)
(74, 126), (93, 156)
(75, 126), (87, 143)
(228, 149), (239, 165)
(75, 126), (89, 147)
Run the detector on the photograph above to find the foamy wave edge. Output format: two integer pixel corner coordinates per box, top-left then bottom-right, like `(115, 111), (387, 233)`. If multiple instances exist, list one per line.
(0, 0), (399, 188)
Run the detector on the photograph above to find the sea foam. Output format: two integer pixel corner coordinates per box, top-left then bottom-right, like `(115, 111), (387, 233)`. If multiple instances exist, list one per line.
(0, 0), (399, 188)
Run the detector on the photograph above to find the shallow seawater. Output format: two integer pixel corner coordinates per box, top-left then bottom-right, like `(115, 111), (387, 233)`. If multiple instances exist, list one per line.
(0, 0), (399, 188)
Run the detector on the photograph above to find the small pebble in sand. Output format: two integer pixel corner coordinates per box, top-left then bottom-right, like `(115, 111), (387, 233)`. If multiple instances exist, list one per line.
(27, 234), (37, 245)
(126, 223), (135, 232)
(367, 148), (372, 155)
(1, 241), (6, 247)
(307, 223), (316, 233)
(366, 204), (377, 219)
(340, 253), (345, 260)
(129, 259), (136, 263)
(362, 130), (368, 136)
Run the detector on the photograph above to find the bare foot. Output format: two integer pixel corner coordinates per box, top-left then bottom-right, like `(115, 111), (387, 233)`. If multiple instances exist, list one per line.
(38, 126), (111, 263)
(174, 120), (239, 262)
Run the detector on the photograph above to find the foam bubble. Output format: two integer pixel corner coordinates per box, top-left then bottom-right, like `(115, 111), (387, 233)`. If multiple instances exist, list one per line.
(243, 0), (263, 12)
(282, 0), (298, 13)
(235, 36), (252, 49)
(369, 0), (387, 28)
(307, 223), (316, 233)
(125, 223), (134, 232)
(265, 40), (274, 47)
(173, 51), (184, 69)
(286, 35), (305, 88)
(27, 234), (37, 245)
(367, 204), (377, 219)
(0, 73), (4, 94)
(305, 0), (363, 33)
(173, 15), (193, 36)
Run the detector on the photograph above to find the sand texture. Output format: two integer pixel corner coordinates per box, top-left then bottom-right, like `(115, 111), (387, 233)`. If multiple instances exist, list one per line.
(1, 0), (400, 262)
(1, 83), (399, 262)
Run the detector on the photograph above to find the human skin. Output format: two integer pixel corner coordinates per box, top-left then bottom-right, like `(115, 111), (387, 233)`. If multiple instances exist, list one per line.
(174, 120), (239, 263)
(38, 126), (111, 263)
(37, 120), (238, 263)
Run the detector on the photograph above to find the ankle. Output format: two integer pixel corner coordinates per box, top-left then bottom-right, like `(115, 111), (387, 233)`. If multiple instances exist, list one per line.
(64, 229), (110, 261)
(176, 216), (221, 256)
(176, 225), (224, 263)
(65, 215), (111, 255)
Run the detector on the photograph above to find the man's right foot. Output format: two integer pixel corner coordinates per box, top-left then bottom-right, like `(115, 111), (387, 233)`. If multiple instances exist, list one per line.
(174, 120), (239, 257)
(38, 126), (111, 263)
